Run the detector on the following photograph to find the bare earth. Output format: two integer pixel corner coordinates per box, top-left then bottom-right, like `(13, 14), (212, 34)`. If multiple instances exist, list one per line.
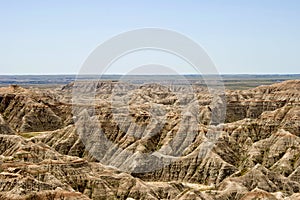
(0, 78), (299, 200)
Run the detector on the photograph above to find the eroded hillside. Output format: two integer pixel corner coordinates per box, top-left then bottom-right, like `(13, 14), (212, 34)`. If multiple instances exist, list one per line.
(0, 80), (299, 200)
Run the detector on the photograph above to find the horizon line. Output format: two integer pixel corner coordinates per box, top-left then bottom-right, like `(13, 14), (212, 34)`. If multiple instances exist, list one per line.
(0, 73), (300, 76)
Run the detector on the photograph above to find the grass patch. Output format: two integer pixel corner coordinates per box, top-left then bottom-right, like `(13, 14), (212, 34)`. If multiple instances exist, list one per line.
(19, 132), (43, 138)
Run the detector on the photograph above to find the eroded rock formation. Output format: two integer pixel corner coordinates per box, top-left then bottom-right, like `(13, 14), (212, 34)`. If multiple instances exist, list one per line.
(0, 80), (299, 199)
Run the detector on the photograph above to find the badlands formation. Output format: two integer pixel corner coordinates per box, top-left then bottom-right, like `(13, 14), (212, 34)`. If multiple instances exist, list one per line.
(0, 80), (299, 200)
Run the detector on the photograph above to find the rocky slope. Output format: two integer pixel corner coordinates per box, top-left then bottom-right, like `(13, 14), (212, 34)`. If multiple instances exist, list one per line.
(0, 80), (299, 199)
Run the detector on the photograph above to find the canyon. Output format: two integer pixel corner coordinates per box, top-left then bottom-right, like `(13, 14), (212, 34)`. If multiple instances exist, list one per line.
(0, 79), (299, 200)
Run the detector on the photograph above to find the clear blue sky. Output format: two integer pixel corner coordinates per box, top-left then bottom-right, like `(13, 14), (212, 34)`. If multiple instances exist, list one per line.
(0, 0), (299, 74)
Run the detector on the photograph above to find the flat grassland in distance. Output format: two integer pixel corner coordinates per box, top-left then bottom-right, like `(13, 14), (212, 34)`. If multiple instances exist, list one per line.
(0, 74), (299, 90)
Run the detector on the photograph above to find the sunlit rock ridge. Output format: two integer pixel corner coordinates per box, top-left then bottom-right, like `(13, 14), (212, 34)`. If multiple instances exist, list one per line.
(0, 80), (299, 199)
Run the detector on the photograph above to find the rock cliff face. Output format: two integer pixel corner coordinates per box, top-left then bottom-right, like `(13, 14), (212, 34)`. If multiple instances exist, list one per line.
(0, 85), (72, 133)
(0, 80), (299, 199)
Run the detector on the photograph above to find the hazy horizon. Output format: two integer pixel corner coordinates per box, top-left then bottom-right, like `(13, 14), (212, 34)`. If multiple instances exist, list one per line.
(1, 73), (300, 76)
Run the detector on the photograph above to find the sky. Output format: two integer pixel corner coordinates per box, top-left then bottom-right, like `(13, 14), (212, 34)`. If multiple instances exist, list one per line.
(0, 0), (299, 75)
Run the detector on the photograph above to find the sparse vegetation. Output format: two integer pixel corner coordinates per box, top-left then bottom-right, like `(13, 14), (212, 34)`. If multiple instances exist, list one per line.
(19, 132), (44, 138)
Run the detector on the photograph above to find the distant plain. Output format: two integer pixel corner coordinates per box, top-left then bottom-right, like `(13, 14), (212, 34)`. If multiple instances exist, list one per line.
(0, 74), (299, 90)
